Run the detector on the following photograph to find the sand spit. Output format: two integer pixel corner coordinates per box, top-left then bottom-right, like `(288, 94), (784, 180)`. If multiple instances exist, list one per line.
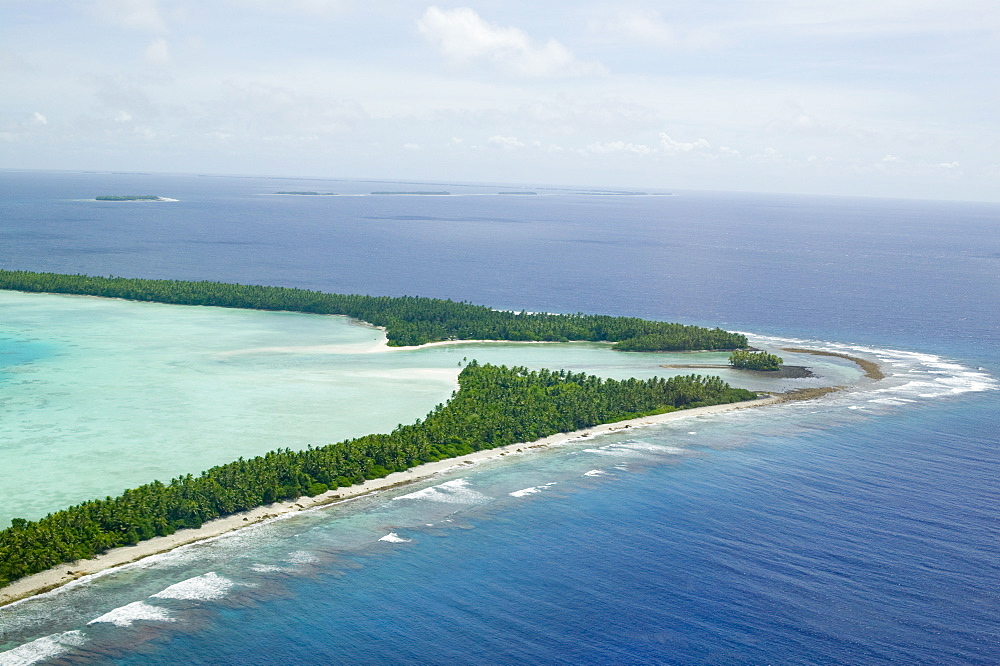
(779, 348), (885, 381)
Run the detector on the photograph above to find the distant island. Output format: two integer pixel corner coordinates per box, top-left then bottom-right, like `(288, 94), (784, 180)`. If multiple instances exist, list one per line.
(578, 191), (649, 196)
(95, 195), (168, 201)
(371, 191), (450, 195)
(274, 191), (337, 196)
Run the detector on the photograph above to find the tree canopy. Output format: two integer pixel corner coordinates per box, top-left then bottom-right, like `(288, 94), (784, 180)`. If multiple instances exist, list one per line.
(0, 363), (756, 586)
(729, 350), (783, 371)
(0, 270), (748, 351)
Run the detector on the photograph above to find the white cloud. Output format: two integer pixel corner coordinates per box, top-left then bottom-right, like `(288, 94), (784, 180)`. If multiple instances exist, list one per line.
(749, 146), (784, 163)
(143, 37), (171, 65)
(863, 154), (965, 178)
(195, 81), (369, 141)
(764, 108), (850, 138)
(591, 10), (724, 49)
(417, 7), (604, 77)
(744, 0), (1000, 36)
(32, 112), (48, 125)
(243, 0), (351, 16)
(488, 134), (524, 148)
(403, 142), (421, 151)
(659, 132), (711, 153)
(587, 140), (651, 155)
(93, 0), (168, 33)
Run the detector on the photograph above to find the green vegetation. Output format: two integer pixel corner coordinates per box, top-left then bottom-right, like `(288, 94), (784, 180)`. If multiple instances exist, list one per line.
(729, 350), (783, 371)
(95, 195), (161, 201)
(0, 270), (748, 351)
(0, 363), (756, 586)
(371, 191), (450, 195)
(580, 191), (648, 196)
(275, 191), (336, 196)
(612, 331), (745, 352)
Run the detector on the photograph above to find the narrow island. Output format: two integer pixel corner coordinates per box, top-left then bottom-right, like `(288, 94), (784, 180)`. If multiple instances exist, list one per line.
(95, 195), (169, 201)
(578, 191), (648, 196)
(0, 270), (748, 350)
(371, 191), (450, 196)
(274, 191), (337, 196)
(0, 270), (873, 605)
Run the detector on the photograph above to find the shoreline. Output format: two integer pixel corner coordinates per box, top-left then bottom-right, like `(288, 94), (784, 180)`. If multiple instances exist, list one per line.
(779, 347), (885, 381)
(659, 363), (814, 379)
(0, 394), (785, 608)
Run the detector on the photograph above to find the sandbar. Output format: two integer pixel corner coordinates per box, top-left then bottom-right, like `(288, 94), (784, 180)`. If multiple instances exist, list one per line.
(779, 347), (885, 380)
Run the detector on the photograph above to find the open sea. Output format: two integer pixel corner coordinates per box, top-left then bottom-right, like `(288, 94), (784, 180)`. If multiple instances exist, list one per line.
(0, 170), (997, 664)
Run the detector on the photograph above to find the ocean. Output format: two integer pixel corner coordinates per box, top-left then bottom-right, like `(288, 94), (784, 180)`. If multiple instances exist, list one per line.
(0, 170), (997, 664)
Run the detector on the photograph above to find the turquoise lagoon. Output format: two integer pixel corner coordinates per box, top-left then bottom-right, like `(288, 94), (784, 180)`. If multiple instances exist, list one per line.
(1, 173), (997, 663)
(0, 289), (862, 528)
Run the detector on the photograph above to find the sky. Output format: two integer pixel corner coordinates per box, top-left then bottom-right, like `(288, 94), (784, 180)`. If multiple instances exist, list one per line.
(1, 0), (998, 201)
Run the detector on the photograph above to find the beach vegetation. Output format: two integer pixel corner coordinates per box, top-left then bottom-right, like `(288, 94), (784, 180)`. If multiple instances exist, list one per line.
(0, 270), (748, 351)
(0, 363), (755, 587)
(275, 191), (336, 196)
(729, 350), (783, 371)
(371, 191), (450, 195)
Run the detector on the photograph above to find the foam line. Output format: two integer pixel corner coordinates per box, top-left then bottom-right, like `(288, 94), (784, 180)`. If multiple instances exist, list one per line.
(88, 601), (174, 627)
(150, 572), (234, 601)
(0, 631), (86, 666)
(396, 478), (490, 504)
(378, 532), (412, 543)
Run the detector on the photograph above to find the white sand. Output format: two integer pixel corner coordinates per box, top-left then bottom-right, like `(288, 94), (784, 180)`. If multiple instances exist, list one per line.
(0, 395), (781, 607)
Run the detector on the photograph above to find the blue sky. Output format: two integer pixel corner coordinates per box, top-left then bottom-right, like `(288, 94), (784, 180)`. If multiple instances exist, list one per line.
(2, 0), (997, 200)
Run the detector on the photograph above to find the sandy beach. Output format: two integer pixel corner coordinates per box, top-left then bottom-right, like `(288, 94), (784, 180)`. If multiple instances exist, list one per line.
(0, 333), (883, 609)
(0, 394), (783, 608)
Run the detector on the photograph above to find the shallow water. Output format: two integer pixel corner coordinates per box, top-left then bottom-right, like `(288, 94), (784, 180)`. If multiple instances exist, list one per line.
(0, 290), (867, 527)
(0, 311), (990, 663)
(1, 171), (998, 664)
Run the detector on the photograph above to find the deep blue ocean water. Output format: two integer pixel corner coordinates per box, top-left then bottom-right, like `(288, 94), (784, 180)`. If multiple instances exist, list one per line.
(0, 170), (998, 664)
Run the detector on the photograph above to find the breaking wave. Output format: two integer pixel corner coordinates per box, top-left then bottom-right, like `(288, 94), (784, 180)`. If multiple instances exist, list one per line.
(396, 478), (490, 504)
(379, 532), (412, 543)
(0, 631), (86, 666)
(748, 334), (998, 404)
(150, 572), (235, 601)
(88, 601), (174, 627)
(509, 482), (557, 498)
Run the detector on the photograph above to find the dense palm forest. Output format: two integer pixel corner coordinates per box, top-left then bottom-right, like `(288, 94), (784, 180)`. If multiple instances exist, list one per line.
(729, 350), (784, 371)
(0, 363), (756, 587)
(0, 270), (747, 351)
